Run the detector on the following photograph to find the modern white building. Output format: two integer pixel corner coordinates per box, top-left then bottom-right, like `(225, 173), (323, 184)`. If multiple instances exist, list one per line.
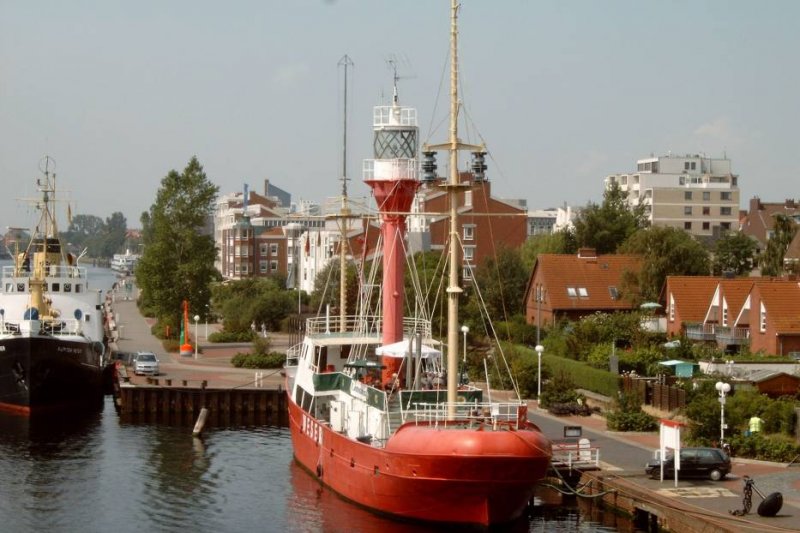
(604, 153), (740, 237)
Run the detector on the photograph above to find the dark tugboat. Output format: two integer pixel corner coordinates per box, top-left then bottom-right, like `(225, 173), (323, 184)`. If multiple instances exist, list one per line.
(0, 157), (106, 415)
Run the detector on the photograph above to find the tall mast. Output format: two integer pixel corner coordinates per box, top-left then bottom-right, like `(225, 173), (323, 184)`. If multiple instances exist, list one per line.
(445, 0), (461, 418)
(338, 55), (354, 332)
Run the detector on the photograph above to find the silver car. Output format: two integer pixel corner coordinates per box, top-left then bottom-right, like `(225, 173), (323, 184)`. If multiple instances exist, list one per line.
(133, 352), (160, 376)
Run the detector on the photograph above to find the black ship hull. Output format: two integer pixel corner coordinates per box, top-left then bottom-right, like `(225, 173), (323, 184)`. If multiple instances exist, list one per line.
(0, 336), (104, 415)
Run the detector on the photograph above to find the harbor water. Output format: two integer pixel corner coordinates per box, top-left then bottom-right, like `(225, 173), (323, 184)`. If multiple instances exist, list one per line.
(0, 399), (627, 533)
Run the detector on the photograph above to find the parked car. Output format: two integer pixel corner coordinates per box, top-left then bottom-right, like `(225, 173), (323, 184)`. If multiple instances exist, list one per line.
(133, 352), (160, 376)
(645, 447), (731, 481)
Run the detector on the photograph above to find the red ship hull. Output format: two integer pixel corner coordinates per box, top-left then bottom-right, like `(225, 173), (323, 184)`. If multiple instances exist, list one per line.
(288, 395), (551, 526)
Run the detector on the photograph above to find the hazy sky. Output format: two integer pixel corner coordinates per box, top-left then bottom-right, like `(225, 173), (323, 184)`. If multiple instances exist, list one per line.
(2, 1), (799, 230)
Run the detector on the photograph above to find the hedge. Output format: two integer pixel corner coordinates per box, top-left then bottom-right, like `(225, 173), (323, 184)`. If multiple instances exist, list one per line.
(543, 353), (620, 398)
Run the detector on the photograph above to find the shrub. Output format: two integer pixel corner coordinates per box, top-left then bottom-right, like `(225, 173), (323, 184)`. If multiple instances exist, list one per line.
(161, 339), (180, 353)
(543, 353), (620, 398)
(231, 352), (285, 369)
(726, 433), (800, 463)
(209, 330), (256, 343)
(606, 391), (658, 432)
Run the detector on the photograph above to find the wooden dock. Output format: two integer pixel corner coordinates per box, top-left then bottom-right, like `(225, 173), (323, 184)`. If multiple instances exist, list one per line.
(111, 363), (287, 422)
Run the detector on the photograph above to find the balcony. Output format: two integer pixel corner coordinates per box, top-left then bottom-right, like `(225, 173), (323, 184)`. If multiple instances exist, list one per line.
(685, 322), (716, 341)
(715, 326), (749, 346)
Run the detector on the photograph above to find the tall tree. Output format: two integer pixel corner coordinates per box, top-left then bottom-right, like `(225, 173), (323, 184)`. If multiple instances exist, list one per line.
(471, 246), (529, 320)
(712, 231), (757, 276)
(136, 157), (220, 325)
(520, 230), (577, 271)
(759, 214), (798, 276)
(101, 211), (128, 257)
(618, 226), (710, 303)
(572, 182), (647, 254)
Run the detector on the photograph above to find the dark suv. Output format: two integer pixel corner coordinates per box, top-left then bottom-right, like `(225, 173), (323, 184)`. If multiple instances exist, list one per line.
(645, 447), (731, 481)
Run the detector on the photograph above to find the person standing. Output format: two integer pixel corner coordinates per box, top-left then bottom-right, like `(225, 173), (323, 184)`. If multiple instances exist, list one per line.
(748, 414), (763, 434)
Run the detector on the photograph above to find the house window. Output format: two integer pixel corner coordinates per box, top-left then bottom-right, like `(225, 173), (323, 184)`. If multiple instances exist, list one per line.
(721, 191), (732, 201)
(463, 225), (475, 241)
(703, 191), (711, 201)
(684, 206), (692, 215)
(577, 287), (588, 298)
(609, 287), (619, 300)
(691, 162), (696, 170)
(720, 207), (732, 216)
(684, 162), (690, 170)
(260, 243), (267, 255)
(760, 302), (767, 333)
(270, 260), (278, 272)
(702, 222), (710, 231)
(567, 287), (577, 297)
(463, 246), (475, 261)
(270, 243), (279, 255)
(684, 221), (692, 230)
(722, 300), (728, 327)
(721, 222), (731, 231)
(260, 261), (268, 273)
(464, 190), (472, 207)
(703, 206), (710, 216)
(684, 191), (692, 200)
(462, 266), (472, 280)
(669, 294), (675, 322)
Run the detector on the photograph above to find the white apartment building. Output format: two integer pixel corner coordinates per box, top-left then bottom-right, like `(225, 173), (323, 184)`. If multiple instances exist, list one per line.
(604, 153), (740, 237)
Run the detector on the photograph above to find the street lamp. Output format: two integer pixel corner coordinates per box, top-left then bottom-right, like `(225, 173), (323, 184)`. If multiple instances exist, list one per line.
(194, 314), (200, 358)
(715, 381), (731, 445)
(535, 344), (544, 400)
(204, 304), (209, 340)
(460, 325), (469, 363)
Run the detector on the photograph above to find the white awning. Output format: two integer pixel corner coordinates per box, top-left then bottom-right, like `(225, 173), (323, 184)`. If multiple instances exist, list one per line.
(375, 339), (441, 359)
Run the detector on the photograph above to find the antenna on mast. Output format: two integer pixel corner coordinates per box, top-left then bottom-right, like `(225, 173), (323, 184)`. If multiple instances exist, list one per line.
(338, 54), (354, 200)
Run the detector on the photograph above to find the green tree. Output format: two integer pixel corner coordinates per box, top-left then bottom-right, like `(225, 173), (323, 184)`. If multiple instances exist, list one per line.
(759, 214), (798, 276)
(520, 230), (577, 271)
(62, 214), (105, 257)
(472, 246), (529, 320)
(309, 260), (359, 316)
(573, 183), (647, 254)
(619, 226), (710, 303)
(101, 211), (128, 258)
(136, 157), (220, 325)
(712, 231), (757, 276)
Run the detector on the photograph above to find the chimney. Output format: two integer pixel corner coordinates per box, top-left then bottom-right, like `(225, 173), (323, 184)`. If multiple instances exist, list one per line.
(264, 178), (270, 196)
(749, 196), (762, 213)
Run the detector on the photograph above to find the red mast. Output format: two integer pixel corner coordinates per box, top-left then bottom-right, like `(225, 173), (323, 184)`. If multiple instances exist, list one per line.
(364, 79), (420, 385)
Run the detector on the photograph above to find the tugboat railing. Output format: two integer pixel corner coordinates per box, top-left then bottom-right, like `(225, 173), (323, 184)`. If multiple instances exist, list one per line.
(408, 401), (528, 430)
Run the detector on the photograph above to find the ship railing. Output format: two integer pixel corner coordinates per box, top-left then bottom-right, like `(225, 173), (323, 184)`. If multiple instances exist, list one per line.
(2, 265), (86, 280)
(408, 401), (528, 430)
(285, 343), (302, 367)
(41, 318), (83, 336)
(304, 314), (431, 338)
(362, 159), (419, 181)
(551, 441), (601, 469)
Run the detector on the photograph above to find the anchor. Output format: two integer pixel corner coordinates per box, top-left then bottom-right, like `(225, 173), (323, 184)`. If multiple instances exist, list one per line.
(729, 475), (783, 517)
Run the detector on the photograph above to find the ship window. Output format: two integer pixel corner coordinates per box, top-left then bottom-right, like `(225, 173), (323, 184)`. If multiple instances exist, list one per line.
(85, 314), (91, 322)
(52, 283), (60, 292)
(64, 283), (72, 293)
(75, 284), (82, 293)
(17, 283), (25, 292)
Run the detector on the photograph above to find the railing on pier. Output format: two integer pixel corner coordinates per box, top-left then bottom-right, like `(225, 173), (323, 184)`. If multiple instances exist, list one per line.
(551, 440), (601, 469)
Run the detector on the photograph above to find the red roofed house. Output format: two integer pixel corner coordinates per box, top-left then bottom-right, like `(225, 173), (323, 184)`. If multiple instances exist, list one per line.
(524, 248), (642, 327)
(734, 279), (800, 356)
(684, 277), (754, 351)
(662, 276), (719, 338)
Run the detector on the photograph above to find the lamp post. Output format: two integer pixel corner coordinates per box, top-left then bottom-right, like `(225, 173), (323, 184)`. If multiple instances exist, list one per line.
(460, 325), (469, 363)
(715, 381), (731, 445)
(194, 315), (200, 358)
(535, 344), (544, 400)
(205, 304), (209, 340)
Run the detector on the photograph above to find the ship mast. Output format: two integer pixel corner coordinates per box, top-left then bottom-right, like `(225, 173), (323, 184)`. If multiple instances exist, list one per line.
(338, 54), (354, 332)
(422, 1), (485, 418)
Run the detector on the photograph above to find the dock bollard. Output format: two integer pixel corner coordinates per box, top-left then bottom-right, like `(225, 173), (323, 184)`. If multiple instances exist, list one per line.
(192, 407), (209, 437)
